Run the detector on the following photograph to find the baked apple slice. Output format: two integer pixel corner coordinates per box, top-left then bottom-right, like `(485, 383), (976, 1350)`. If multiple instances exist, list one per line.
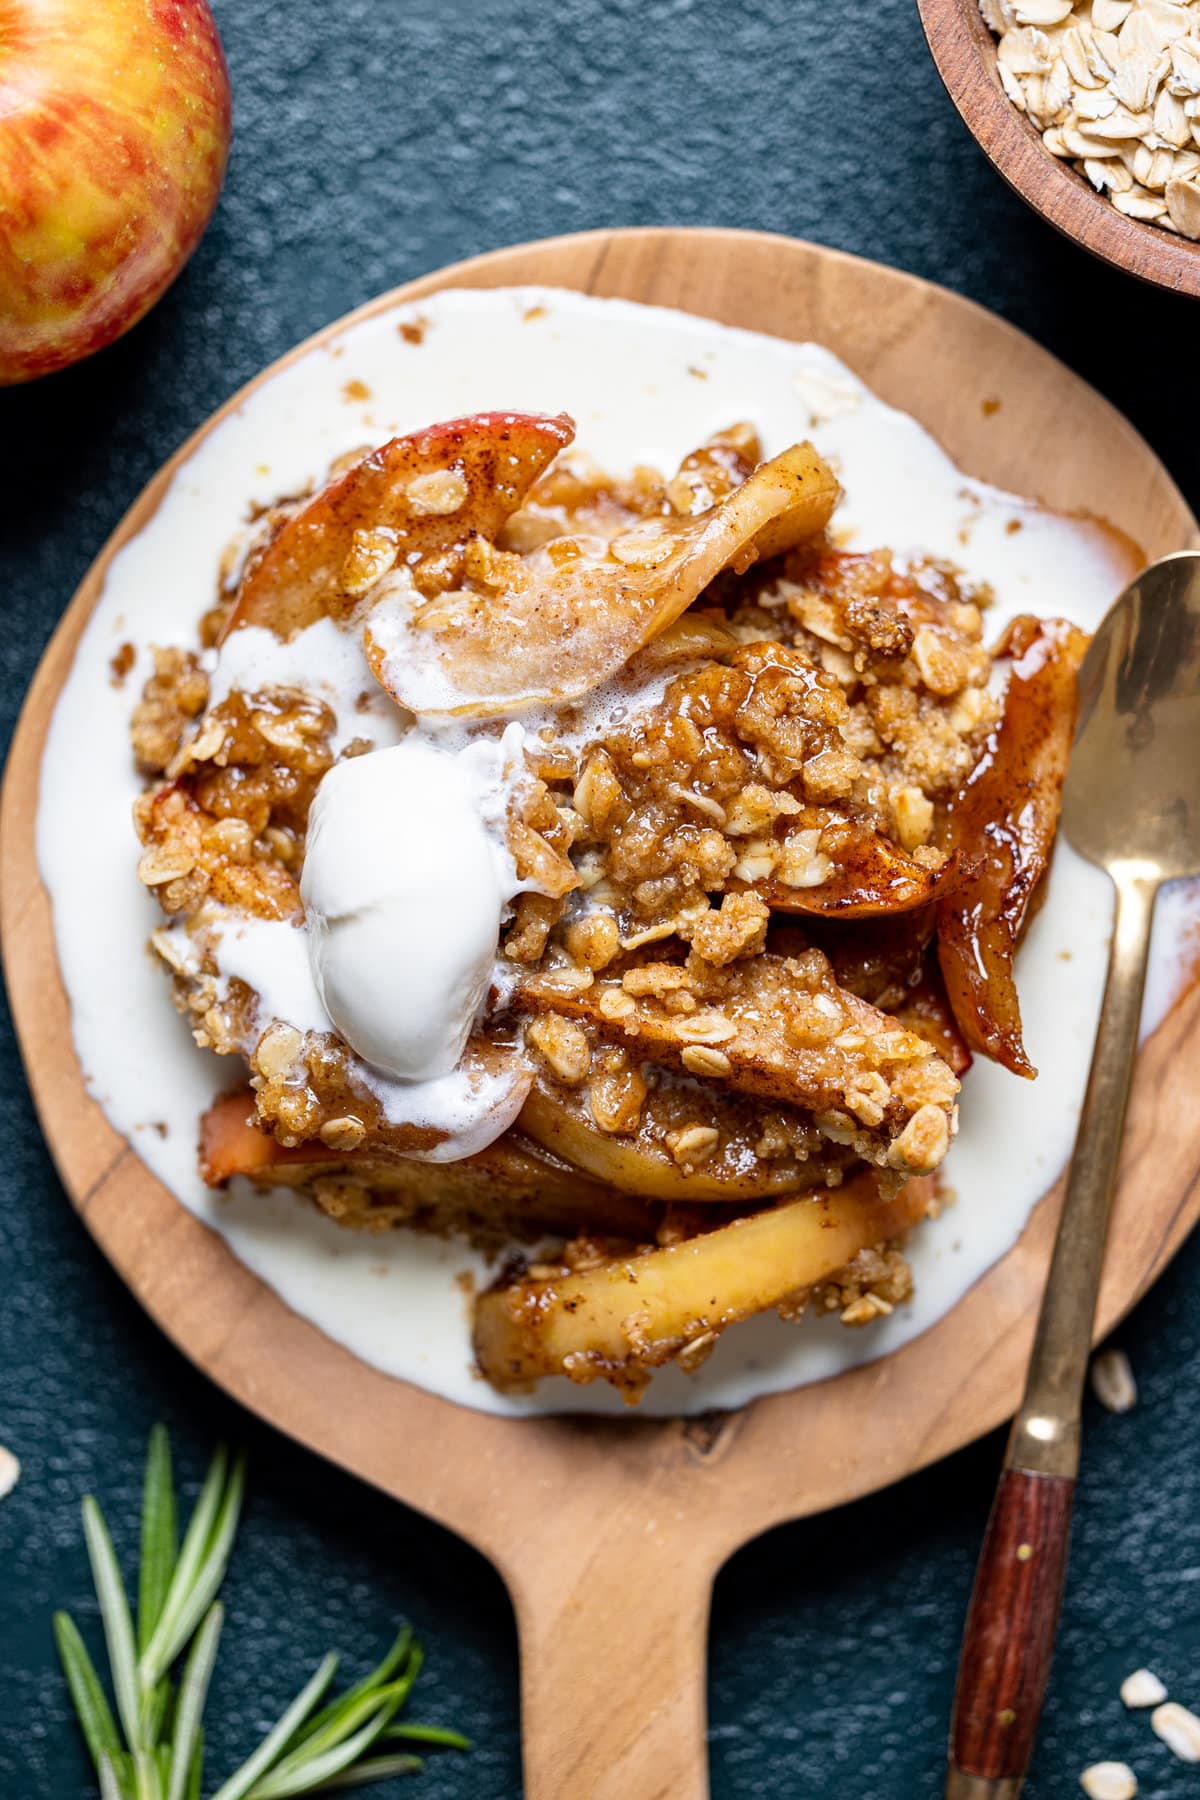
(937, 616), (1088, 1078)
(222, 411), (575, 641)
(518, 1068), (851, 1203)
(474, 1169), (934, 1396)
(200, 1088), (658, 1239)
(364, 441), (841, 717)
(734, 812), (963, 918)
(497, 424), (760, 553)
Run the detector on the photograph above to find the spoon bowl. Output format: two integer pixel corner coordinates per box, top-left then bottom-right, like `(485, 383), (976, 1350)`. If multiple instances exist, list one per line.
(1065, 553), (1200, 884)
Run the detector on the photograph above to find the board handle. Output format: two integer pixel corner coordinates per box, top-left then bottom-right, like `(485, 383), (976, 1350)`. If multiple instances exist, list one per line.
(509, 1517), (715, 1800)
(946, 1468), (1074, 1796)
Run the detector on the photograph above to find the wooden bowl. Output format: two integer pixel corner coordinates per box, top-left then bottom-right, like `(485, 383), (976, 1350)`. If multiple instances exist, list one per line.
(918, 0), (1200, 297)
(4, 227), (1199, 1800)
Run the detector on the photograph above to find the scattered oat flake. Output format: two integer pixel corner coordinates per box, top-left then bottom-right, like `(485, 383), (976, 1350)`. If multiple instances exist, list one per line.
(0, 1446), (20, 1500)
(1080, 1763), (1137, 1800)
(1152, 1701), (1200, 1761)
(1090, 1346), (1137, 1412)
(1121, 1668), (1168, 1708)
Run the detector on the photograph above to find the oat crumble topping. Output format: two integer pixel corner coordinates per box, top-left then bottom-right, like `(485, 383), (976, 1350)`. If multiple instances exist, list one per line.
(130, 409), (1082, 1398)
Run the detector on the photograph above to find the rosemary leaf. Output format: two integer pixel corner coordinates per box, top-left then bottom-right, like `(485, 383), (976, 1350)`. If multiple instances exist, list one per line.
(382, 1723), (471, 1750)
(160, 1454), (245, 1677)
(395, 1644), (422, 1700)
(186, 1729), (204, 1800)
(306, 1755), (424, 1791)
(139, 1447), (227, 1688)
(244, 1704), (397, 1799)
(271, 1677), (410, 1770)
(53, 1610), (123, 1771)
(112, 1752), (138, 1797)
(166, 1603), (223, 1800)
(138, 1426), (178, 1658)
(99, 1753), (128, 1800)
(142, 1449), (245, 1688)
(133, 1747), (164, 1800)
(142, 1675), (174, 1750)
(82, 1497), (142, 1752)
(296, 1628), (412, 1746)
(209, 1653), (339, 1800)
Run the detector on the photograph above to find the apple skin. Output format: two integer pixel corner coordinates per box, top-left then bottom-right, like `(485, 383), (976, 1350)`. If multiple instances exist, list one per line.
(0, 0), (232, 384)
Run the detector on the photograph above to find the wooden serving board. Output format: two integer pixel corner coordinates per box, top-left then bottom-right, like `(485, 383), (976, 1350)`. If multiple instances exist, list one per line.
(4, 229), (1199, 1800)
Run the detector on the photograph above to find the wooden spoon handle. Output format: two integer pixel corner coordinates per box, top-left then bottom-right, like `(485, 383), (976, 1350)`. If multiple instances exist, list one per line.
(946, 1468), (1074, 1796)
(947, 869), (1158, 1798)
(510, 1523), (714, 1800)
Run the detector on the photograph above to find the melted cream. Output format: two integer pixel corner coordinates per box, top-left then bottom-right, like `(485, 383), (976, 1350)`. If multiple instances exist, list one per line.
(208, 617), (406, 754)
(36, 284), (1198, 1418)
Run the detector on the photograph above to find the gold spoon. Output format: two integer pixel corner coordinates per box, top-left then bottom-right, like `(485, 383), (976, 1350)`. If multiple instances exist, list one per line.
(946, 550), (1200, 1799)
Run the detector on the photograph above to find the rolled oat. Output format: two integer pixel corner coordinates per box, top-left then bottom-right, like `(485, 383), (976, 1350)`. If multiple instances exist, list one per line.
(1079, 1764), (1137, 1800)
(1151, 1701), (1200, 1761)
(1120, 1668), (1167, 1708)
(980, 0), (1200, 238)
(1090, 1346), (1138, 1411)
(0, 1446), (19, 1501)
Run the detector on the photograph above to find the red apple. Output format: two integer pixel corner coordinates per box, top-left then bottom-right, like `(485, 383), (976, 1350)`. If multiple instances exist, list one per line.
(0, 0), (231, 384)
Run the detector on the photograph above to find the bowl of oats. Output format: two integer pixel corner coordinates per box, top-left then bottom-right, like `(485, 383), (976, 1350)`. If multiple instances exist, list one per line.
(919, 0), (1200, 295)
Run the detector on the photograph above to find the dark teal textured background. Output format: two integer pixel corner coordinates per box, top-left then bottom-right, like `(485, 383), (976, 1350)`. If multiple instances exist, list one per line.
(2, 1), (1199, 1794)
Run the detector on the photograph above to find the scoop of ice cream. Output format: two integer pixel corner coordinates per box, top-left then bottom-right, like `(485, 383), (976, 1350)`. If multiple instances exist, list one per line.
(300, 737), (516, 1080)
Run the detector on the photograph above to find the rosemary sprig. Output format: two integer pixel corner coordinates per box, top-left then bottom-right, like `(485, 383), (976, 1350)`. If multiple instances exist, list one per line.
(138, 1425), (178, 1658)
(55, 1428), (468, 1799)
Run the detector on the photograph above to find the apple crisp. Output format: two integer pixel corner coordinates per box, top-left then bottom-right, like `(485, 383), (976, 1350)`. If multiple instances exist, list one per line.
(130, 409), (1084, 1400)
